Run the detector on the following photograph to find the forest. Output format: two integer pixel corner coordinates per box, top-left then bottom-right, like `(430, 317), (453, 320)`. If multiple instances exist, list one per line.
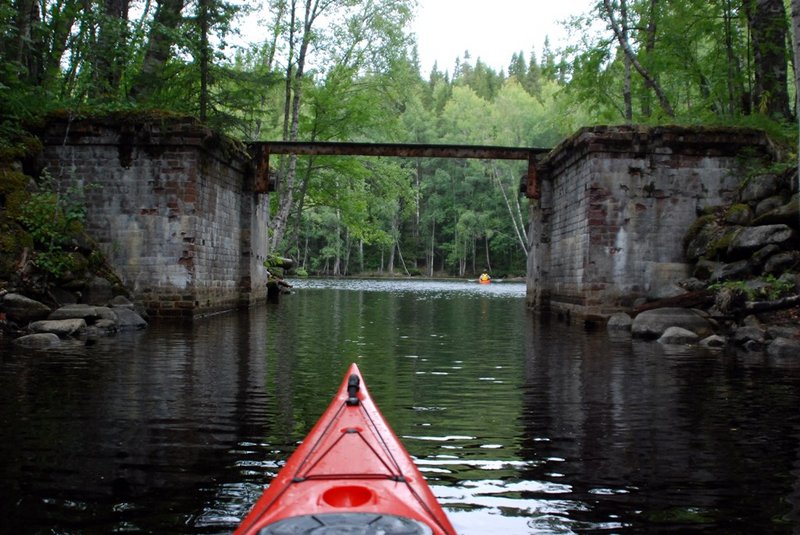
(1, 0), (799, 278)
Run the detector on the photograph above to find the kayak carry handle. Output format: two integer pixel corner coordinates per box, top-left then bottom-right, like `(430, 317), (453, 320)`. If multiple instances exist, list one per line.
(346, 374), (360, 406)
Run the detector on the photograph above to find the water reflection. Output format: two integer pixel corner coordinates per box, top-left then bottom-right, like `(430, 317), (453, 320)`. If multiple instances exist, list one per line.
(1, 279), (799, 534)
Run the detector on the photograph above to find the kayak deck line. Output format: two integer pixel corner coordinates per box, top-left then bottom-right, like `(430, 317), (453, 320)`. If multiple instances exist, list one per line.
(235, 364), (456, 535)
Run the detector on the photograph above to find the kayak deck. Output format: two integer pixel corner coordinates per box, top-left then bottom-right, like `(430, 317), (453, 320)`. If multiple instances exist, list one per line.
(256, 512), (432, 534)
(235, 364), (455, 535)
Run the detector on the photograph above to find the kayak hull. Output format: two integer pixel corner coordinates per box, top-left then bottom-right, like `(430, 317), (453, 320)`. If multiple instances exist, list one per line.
(235, 363), (456, 535)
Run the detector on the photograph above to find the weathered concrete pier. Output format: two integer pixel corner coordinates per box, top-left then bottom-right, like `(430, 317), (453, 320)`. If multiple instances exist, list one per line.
(41, 117), (269, 319)
(526, 125), (774, 321)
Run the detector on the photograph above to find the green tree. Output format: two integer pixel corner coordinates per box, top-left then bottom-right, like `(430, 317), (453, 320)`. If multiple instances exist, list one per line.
(268, 0), (415, 253)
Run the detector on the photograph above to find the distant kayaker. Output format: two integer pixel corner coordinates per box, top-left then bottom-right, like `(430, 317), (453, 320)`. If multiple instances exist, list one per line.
(479, 270), (491, 283)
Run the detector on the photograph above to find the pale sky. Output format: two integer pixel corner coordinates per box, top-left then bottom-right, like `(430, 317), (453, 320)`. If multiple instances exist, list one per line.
(412, 0), (596, 76)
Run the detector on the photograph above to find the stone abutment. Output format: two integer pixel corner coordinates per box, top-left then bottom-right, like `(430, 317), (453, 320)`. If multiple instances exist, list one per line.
(527, 125), (775, 322)
(41, 117), (269, 319)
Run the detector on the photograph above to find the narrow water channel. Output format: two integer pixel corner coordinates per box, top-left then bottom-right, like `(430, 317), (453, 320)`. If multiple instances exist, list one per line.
(1, 278), (799, 534)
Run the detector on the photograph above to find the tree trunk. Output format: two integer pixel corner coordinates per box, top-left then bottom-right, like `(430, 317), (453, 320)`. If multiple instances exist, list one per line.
(621, 0), (633, 121)
(744, 0), (792, 120)
(270, 0), (323, 251)
(792, 0), (800, 183)
(9, 0), (40, 84)
(471, 236), (476, 274)
(198, 0), (209, 121)
(484, 237), (492, 273)
(93, 0), (130, 99)
(602, 0), (675, 117)
(639, 0), (659, 117)
(429, 219), (435, 277)
(289, 157), (315, 259)
(131, 0), (185, 100)
(491, 163), (528, 255)
(343, 230), (351, 276)
(388, 243), (396, 275)
(332, 209), (341, 276)
(724, 0), (742, 116)
(43, 0), (82, 93)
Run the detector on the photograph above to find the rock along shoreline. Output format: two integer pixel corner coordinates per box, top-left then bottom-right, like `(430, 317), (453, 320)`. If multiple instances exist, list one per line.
(1, 291), (148, 349)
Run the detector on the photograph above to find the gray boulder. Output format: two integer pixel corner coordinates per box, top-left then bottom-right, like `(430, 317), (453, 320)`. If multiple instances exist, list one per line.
(724, 204), (753, 225)
(86, 319), (118, 337)
(694, 259), (722, 280)
(1, 293), (52, 323)
(12, 333), (61, 348)
(632, 307), (715, 339)
(740, 174), (782, 202)
(109, 295), (135, 309)
(94, 306), (118, 322)
(84, 276), (114, 306)
(767, 325), (799, 339)
(48, 304), (102, 322)
(607, 312), (632, 331)
(658, 327), (700, 344)
(754, 195), (786, 218)
(752, 193), (800, 227)
(733, 325), (767, 347)
(767, 337), (800, 358)
(764, 251), (800, 275)
(685, 221), (727, 262)
(29, 318), (87, 337)
(711, 260), (751, 282)
(727, 225), (794, 257)
(750, 244), (781, 270)
(113, 307), (148, 330)
(700, 334), (727, 348)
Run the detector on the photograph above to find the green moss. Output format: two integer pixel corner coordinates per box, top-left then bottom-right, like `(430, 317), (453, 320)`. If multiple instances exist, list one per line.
(46, 107), (190, 125)
(710, 275), (794, 301)
(683, 214), (717, 249)
(0, 219), (33, 279)
(723, 203), (752, 225)
(0, 126), (44, 161)
(0, 168), (28, 188)
(725, 203), (749, 217)
(0, 167), (31, 207)
(707, 228), (738, 258)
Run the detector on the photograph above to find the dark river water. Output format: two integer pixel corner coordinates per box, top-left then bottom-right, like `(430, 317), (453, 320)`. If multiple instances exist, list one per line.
(1, 278), (799, 534)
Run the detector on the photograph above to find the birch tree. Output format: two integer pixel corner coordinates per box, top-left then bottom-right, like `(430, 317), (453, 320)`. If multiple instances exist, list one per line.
(791, 1), (800, 179)
(601, 0), (675, 117)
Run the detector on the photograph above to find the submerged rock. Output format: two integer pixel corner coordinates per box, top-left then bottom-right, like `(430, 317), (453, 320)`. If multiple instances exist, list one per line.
(113, 308), (148, 330)
(767, 337), (800, 358)
(29, 318), (87, 337)
(13, 333), (61, 348)
(658, 327), (700, 344)
(700, 334), (727, 348)
(48, 304), (103, 321)
(632, 308), (715, 339)
(607, 312), (632, 331)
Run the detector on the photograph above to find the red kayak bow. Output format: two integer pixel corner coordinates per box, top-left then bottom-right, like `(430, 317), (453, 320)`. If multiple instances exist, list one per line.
(235, 363), (456, 535)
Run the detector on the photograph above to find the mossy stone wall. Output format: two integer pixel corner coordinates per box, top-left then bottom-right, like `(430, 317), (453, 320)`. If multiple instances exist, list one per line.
(40, 116), (269, 319)
(529, 125), (775, 321)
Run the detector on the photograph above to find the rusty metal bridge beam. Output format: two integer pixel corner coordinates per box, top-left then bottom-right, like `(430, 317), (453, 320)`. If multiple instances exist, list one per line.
(251, 141), (550, 198)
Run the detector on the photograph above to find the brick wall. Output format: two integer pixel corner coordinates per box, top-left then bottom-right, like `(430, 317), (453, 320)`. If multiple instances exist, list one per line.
(41, 116), (269, 319)
(528, 125), (773, 321)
